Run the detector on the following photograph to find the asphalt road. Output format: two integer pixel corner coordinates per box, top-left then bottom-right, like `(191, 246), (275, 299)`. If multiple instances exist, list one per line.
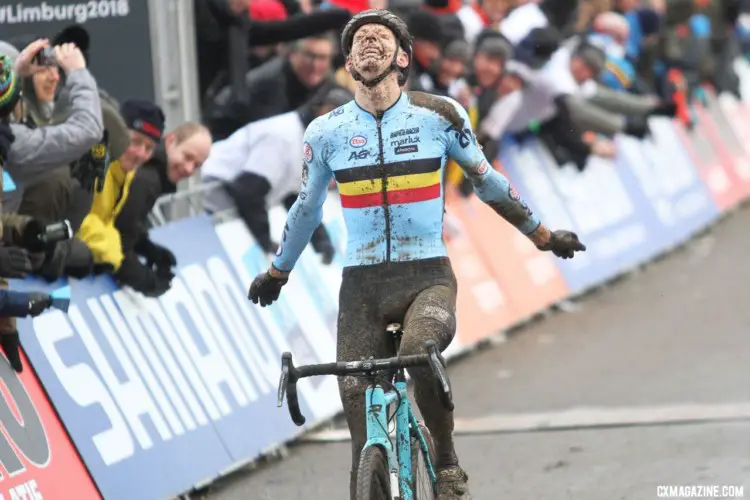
(202, 205), (750, 500)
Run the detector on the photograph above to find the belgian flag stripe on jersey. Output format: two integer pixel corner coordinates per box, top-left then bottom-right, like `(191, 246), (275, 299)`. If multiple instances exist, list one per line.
(335, 158), (441, 208)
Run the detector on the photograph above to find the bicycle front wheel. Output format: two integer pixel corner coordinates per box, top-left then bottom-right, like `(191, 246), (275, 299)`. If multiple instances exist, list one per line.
(356, 445), (392, 500)
(411, 421), (438, 499)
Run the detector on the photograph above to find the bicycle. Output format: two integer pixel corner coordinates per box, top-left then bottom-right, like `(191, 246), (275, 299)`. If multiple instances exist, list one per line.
(277, 323), (455, 500)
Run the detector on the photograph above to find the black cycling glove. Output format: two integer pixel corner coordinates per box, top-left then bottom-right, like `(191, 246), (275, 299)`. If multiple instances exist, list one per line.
(248, 269), (288, 307)
(537, 230), (586, 259)
(27, 293), (53, 316)
(0, 247), (32, 278)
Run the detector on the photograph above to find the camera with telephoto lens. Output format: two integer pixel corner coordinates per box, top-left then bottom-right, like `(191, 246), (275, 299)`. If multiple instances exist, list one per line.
(21, 219), (73, 253)
(39, 220), (73, 245)
(32, 47), (56, 67)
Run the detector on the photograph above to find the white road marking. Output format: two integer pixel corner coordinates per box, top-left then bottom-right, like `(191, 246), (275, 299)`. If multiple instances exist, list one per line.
(296, 402), (750, 443)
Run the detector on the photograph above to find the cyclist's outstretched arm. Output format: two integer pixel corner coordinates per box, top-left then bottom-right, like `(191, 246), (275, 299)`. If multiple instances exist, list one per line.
(271, 120), (333, 273)
(442, 96), (552, 248)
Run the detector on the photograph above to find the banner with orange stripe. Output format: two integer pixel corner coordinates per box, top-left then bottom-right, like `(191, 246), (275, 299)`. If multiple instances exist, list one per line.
(334, 158), (442, 208)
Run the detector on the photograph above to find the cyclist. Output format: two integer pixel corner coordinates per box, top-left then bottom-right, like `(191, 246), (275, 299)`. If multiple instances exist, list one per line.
(248, 9), (586, 499)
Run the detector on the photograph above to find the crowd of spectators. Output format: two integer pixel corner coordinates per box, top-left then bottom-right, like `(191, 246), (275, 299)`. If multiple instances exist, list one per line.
(0, 25), (211, 372)
(198, 0), (749, 240)
(0, 0), (747, 372)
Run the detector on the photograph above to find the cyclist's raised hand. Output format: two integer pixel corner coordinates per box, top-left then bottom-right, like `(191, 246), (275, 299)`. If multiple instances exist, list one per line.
(248, 267), (289, 307)
(537, 230), (586, 259)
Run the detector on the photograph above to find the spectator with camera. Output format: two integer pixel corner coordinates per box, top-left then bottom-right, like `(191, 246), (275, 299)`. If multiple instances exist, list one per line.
(0, 38), (103, 220)
(112, 122), (212, 297)
(49, 25), (133, 234)
(0, 38), (103, 281)
(0, 57), (63, 373)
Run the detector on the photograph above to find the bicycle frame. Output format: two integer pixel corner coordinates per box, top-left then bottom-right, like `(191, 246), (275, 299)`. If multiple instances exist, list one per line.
(361, 379), (438, 500)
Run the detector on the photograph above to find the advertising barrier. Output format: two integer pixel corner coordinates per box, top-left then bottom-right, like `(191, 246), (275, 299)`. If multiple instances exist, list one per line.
(0, 352), (100, 500)
(7, 92), (750, 499)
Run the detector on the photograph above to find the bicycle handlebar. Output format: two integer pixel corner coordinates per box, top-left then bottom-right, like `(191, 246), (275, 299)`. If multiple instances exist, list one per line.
(277, 340), (454, 426)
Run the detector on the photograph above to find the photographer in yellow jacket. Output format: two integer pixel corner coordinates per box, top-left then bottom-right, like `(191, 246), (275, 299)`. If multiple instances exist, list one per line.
(77, 99), (164, 284)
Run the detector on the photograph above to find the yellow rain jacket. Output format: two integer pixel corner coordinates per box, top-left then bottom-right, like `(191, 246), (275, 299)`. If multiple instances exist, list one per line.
(76, 160), (135, 271)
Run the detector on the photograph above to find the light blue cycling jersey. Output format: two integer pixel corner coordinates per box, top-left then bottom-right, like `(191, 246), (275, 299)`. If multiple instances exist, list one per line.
(273, 91), (541, 271)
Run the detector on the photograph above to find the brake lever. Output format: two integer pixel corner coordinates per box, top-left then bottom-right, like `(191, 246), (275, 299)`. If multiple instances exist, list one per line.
(277, 353), (291, 408)
(425, 340), (454, 411)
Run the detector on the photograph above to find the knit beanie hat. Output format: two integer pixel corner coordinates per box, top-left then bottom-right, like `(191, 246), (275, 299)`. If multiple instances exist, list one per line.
(120, 99), (166, 142)
(0, 47), (20, 119)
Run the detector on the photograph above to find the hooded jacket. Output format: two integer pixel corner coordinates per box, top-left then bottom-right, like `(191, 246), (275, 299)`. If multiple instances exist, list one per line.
(75, 159), (136, 270)
(4, 66), (103, 214)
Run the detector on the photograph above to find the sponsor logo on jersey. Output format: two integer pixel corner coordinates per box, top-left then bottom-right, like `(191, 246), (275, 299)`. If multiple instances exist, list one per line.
(390, 127), (419, 138)
(395, 145), (419, 155)
(348, 150), (371, 160)
(350, 136), (367, 148)
(303, 142), (313, 163)
(477, 160), (489, 175)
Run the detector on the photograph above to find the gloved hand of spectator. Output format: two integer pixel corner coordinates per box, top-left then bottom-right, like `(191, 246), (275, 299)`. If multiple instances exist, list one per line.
(310, 226), (335, 265)
(313, 241), (335, 265)
(537, 230), (586, 259)
(27, 293), (52, 316)
(259, 239), (280, 256)
(0, 124), (15, 165)
(0, 247), (32, 278)
(115, 256), (173, 298)
(136, 238), (176, 271)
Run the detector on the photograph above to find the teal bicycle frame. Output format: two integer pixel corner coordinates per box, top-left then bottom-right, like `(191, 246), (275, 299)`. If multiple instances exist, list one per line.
(362, 373), (437, 499)
(277, 326), (454, 499)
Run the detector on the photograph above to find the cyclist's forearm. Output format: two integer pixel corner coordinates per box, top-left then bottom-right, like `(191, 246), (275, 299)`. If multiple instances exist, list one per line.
(470, 167), (541, 235)
(271, 199), (324, 272)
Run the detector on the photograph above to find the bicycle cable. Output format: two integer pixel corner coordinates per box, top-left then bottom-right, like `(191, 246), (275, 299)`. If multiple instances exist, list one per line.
(362, 372), (402, 438)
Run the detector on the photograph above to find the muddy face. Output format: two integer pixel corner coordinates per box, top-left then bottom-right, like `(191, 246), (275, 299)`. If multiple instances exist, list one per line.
(350, 24), (397, 77)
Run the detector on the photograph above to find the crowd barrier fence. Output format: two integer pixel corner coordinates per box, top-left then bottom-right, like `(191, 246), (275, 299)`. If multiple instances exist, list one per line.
(5, 85), (750, 499)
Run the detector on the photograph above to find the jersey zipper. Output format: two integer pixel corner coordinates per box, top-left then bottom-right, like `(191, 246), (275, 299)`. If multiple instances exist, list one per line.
(375, 114), (391, 262)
